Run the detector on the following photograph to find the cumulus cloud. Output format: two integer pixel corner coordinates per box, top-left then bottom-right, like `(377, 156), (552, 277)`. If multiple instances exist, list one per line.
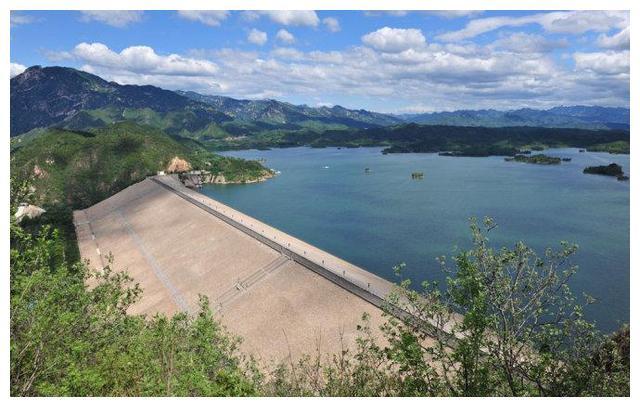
(438, 11), (628, 41)
(55, 34), (629, 111)
(252, 11), (319, 27)
(247, 29), (268, 46)
(177, 10), (229, 27)
(574, 51), (629, 75)
(362, 27), (426, 53)
(10, 63), (27, 78)
(597, 27), (630, 50)
(323, 17), (341, 33)
(276, 29), (295, 44)
(72, 42), (218, 76)
(79, 10), (143, 28)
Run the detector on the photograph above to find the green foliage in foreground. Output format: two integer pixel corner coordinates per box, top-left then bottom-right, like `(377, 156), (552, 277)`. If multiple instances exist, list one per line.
(10, 121), (270, 209)
(10, 178), (629, 396)
(10, 220), (259, 396)
(262, 219), (630, 396)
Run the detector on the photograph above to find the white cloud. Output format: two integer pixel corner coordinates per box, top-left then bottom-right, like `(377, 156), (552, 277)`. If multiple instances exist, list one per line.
(597, 27), (630, 50)
(177, 10), (229, 27)
(44, 50), (74, 62)
(58, 36), (629, 111)
(362, 27), (426, 53)
(574, 51), (629, 75)
(438, 11), (629, 42)
(256, 11), (319, 27)
(490, 32), (568, 54)
(79, 11), (143, 28)
(425, 11), (483, 19)
(10, 63), (27, 78)
(323, 17), (341, 33)
(10, 12), (35, 27)
(73, 42), (218, 76)
(364, 11), (409, 17)
(247, 29), (268, 46)
(271, 47), (304, 60)
(276, 29), (295, 44)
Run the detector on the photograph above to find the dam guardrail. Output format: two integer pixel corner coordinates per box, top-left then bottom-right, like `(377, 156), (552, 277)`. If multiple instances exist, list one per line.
(150, 175), (458, 345)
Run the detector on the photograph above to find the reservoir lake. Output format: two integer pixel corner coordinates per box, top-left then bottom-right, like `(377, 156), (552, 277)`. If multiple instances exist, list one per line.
(202, 147), (630, 332)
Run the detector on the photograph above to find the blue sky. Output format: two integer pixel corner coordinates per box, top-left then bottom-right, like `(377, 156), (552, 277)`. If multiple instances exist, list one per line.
(10, 10), (630, 112)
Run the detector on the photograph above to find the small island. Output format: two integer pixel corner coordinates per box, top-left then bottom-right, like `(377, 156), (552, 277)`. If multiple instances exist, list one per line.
(583, 163), (629, 181)
(505, 154), (561, 165)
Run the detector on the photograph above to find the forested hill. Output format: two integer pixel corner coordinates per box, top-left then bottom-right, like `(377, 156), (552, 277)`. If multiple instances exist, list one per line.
(295, 124), (630, 155)
(10, 65), (231, 137)
(10, 122), (272, 209)
(10, 66), (402, 140)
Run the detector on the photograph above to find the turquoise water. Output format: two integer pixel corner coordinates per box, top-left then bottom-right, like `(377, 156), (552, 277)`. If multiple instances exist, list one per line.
(202, 147), (630, 332)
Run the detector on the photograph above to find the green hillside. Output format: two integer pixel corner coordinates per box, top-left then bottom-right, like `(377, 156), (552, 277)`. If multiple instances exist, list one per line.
(10, 121), (271, 209)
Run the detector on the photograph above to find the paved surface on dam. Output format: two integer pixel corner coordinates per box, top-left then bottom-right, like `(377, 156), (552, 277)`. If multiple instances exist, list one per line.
(73, 175), (425, 362)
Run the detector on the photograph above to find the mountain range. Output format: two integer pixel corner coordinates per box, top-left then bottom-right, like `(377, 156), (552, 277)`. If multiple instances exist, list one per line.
(176, 90), (403, 128)
(399, 106), (630, 130)
(10, 66), (232, 137)
(10, 66), (630, 144)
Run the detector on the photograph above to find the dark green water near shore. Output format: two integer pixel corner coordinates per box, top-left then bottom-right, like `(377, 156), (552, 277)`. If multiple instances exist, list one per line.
(202, 147), (629, 332)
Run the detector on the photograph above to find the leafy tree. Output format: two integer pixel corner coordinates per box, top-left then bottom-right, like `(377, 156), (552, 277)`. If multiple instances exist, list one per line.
(370, 217), (628, 396)
(10, 171), (628, 397)
(10, 214), (258, 396)
(264, 218), (630, 396)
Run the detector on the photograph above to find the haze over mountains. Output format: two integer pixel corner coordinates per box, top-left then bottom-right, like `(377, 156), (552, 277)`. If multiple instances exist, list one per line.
(10, 65), (630, 142)
(176, 91), (404, 128)
(400, 106), (630, 130)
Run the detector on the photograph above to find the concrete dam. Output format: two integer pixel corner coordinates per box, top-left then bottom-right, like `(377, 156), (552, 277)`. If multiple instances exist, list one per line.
(73, 175), (430, 362)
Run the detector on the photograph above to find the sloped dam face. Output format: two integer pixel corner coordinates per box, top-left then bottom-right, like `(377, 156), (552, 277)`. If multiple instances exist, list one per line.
(73, 175), (414, 362)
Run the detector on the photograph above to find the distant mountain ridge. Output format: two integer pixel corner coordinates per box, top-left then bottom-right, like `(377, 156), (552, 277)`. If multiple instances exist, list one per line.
(399, 106), (630, 130)
(176, 91), (403, 128)
(10, 65), (630, 141)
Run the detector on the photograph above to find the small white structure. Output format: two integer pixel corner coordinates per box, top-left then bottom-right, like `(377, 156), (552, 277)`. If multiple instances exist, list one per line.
(14, 203), (46, 223)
